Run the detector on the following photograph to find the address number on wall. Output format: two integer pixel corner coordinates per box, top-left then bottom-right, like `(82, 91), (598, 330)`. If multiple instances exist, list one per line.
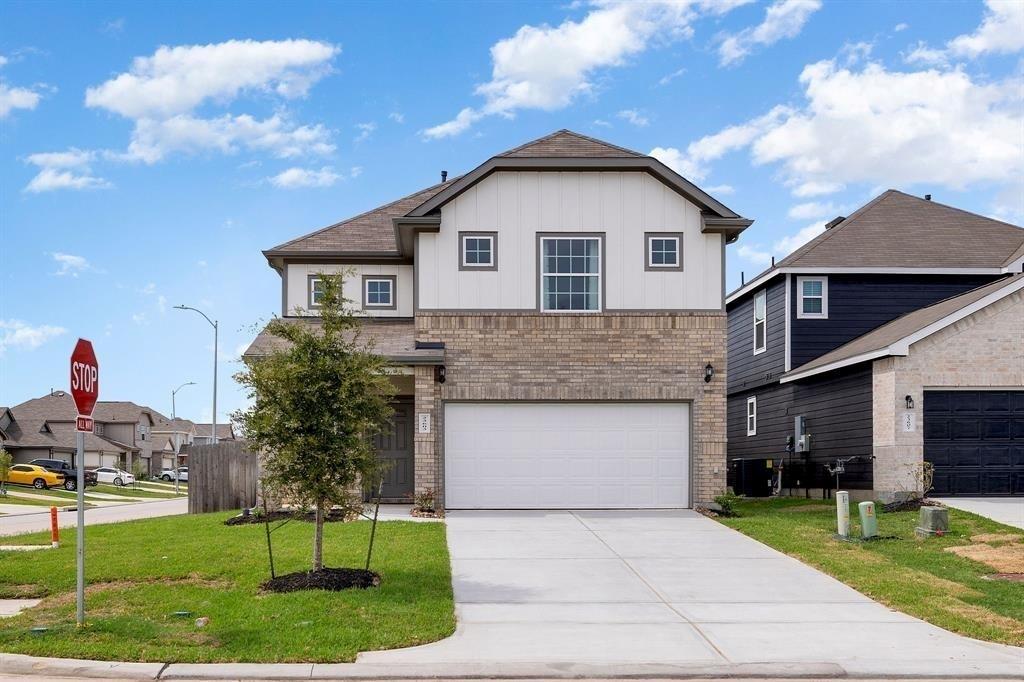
(417, 413), (431, 434)
(902, 411), (916, 433)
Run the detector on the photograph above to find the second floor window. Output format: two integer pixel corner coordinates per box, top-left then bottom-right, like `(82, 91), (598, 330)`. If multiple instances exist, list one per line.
(753, 289), (767, 354)
(460, 233), (497, 269)
(646, 233), (682, 270)
(798, 277), (828, 319)
(540, 236), (601, 312)
(309, 277), (325, 308)
(363, 276), (395, 309)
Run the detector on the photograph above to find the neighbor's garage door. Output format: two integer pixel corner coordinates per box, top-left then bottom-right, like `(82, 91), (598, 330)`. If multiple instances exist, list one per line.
(444, 402), (690, 509)
(924, 390), (1024, 496)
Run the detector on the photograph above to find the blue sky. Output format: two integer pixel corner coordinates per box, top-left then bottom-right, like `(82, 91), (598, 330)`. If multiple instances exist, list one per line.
(1, 0), (1021, 424)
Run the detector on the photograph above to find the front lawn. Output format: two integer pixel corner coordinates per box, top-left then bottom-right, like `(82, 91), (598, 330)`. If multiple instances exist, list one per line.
(720, 498), (1024, 646)
(0, 512), (455, 662)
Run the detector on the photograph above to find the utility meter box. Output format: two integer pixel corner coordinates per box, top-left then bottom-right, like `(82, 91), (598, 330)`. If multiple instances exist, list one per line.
(915, 506), (950, 538)
(794, 416), (809, 453)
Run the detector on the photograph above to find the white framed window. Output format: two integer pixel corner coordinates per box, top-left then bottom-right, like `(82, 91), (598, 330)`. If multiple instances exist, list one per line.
(460, 233), (496, 269)
(746, 396), (757, 436)
(753, 289), (767, 355)
(646, 233), (682, 270)
(540, 236), (602, 312)
(309, 276), (325, 308)
(797, 277), (828, 319)
(362, 276), (396, 310)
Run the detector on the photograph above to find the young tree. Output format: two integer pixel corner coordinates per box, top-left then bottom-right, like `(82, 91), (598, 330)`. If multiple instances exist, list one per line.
(235, 274), (395, 572)
(0, 448), (11, 496)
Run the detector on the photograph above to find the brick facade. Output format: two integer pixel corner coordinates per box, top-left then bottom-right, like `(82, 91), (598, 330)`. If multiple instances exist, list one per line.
(412, 311), (728, 508)
(872, 290), (1024, 500)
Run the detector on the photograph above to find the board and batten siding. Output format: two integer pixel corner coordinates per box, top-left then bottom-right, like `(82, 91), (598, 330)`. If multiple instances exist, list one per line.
(790, 274), (999, 369)
(284, 263), (414, 317)
(726, 276), (786, 395)
(416, 171), (724, 311)
(727, 365), (874, 489)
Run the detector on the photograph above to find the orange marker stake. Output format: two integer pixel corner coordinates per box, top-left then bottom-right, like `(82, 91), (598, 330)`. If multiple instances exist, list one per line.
(50, 506), (60, 547)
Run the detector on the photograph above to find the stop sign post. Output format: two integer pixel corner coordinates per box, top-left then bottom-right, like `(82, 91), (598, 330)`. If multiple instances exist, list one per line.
(69, 338), (98, 627)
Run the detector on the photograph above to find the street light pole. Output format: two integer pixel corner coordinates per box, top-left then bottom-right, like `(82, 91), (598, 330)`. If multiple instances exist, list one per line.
(170, 381), (195, 497)
(174, 305), (219, 448)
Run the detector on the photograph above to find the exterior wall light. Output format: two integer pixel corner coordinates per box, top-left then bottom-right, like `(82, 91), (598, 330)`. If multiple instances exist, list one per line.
(704, 363), (714, 383)
(436, 365), (446, 384)
(905, 395), (914, 409)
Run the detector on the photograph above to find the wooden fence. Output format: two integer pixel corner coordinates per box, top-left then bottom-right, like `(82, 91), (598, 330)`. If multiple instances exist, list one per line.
(188, 441), (259, 514)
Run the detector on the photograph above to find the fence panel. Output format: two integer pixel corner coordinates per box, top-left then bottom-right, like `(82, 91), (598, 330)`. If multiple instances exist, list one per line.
(188, 441), (258, 514)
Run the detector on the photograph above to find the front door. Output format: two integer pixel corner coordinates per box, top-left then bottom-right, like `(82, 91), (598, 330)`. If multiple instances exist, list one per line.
(370, 400), (414, 500)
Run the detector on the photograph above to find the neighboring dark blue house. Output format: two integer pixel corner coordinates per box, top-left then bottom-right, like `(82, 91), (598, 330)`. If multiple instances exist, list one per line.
(726, 190), (1024, 500)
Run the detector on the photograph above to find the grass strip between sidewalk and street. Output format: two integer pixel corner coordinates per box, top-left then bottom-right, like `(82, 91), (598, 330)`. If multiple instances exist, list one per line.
(720, 497), (1024, 646)
(0, 511), (455, 662)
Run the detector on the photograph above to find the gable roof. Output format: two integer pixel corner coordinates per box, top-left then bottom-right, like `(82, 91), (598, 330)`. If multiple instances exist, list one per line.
(265, 129), (751, 262)
(728, 190), (1024, 304)
(782, 274), (1024, 382)
(496, 129), (644, 158)
(92, 401), (155, 425)
(193, 423), (237, 440)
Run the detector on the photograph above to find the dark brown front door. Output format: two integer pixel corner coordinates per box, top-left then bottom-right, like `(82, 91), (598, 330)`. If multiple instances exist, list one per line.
(370, 401), (414, 500)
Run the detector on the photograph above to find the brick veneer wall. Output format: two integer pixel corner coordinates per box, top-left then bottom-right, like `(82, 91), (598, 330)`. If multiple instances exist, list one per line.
(872, 289), (1024, 500)
(412, 311), (728, 508)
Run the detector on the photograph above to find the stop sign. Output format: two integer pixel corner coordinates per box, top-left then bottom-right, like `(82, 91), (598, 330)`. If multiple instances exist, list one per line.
(70, 338), (99, 417)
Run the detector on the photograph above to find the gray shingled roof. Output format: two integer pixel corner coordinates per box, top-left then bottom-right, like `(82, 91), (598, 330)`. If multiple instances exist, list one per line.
(784, 274), (1024, 380)
(264, 179), (457, 255)
(779, 190), (1024, 269)
(3, 418), (136, 453)
(193, 423), (236, 440)
(244, 317), (444, 365)
(497, 129), (644, 158)
(92, 401), (155, 424)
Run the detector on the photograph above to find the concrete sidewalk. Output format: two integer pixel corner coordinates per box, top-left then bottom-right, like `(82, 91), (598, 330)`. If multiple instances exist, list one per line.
(0, 497), (186, 536)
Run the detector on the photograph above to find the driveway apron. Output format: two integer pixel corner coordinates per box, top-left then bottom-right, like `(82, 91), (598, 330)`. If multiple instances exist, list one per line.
(359, 509), (1024, 678)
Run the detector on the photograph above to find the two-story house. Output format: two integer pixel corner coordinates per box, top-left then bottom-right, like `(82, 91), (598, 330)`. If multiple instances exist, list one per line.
(246, 130), (752, 510)
(726, 190), (1024, 500)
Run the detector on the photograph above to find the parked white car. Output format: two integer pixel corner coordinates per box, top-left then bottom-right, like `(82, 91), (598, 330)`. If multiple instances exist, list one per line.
(93, 467), (135, 486)
(160, 467), (188, 482)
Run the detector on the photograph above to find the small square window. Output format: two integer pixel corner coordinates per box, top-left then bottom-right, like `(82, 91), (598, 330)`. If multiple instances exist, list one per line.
(362, 276), (395, 309)
(460, 233), (497, 269)
(645, 233), (683, 270)
(797, 277), (828, 319)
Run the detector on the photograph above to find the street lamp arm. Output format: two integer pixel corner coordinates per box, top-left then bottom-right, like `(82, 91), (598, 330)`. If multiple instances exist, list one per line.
(174, 304), (216, 329)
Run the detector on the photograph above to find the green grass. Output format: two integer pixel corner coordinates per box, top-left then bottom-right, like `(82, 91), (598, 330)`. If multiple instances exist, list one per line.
(31, 485), (182, 501)
(0, 513), (455, 662)
(0, 493), (59, 507)
(720, 498), (1024, 646)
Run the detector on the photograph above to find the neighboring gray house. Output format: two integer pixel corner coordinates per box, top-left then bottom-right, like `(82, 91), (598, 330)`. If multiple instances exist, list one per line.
(246, 130), (751, 510)
(192, 423), (237, 445)
(150, 411), (197, 470)
(726, 191), (1024, 500)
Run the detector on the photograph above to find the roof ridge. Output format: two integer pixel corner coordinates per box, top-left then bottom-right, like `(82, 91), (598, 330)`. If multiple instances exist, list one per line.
(776, 189), (898, 268)
(495, 128), (644, 158)
(266, 177), (461, 253)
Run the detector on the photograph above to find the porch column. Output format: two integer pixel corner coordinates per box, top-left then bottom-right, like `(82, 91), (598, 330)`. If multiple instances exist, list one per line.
(413, 365), (443, 509)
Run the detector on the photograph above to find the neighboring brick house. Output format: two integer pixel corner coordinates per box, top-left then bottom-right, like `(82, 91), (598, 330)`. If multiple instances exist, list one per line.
(1, 392), (150, 470)
(246, 130), (751, 509)
(726, 191), (1024, 500)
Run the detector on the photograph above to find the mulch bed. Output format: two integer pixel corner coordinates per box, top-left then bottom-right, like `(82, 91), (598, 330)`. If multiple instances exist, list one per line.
(225, 509), (353, 526)
(411, 508), (444, 519)
(262, 567), (380, 593)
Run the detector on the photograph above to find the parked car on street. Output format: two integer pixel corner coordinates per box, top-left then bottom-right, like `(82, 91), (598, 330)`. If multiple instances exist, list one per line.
(93, 466), (135, 487)
(4, 464), (65, 490)
(28, 458), (99, 490)
(159, 467), (188, 482)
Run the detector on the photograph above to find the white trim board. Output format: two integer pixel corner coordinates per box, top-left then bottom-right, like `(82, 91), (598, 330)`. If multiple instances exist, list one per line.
(780, 276), (1024, 383)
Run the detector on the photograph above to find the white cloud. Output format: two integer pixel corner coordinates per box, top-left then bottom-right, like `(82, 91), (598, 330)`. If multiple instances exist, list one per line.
(905, 1), (1024, 66)
(197, 260), (208, 268)
(718, 0), (822, 66)
(0, 82), (42, 118)
(354, 121), (376, 143)
(593, 118), (612, 127)
(617, 109), (649, 127)
(132, 313), (147, 325)
(157, 295), (168, 314)
(423, 0), (751, 138)
(737, 244), (773, 266)
(269, 166), (342, 189)
(51, 252), (99, 277)
(681, 59), (1022, 205)
(705, 183), (735, 195)
(0, 319), (66, 355)
(349, 165), (362, 178)
(24, 148), (111, 193)
(388, 112), (404, 124)
(101, 18), (125, 35)
(787, 201), (837, 220)
(80, 39), (339, 165)
(894, 23), (909, 32)
(658, 67), (686, 86)
(735, 221), (826, 266)
(139, 282), (156, 295)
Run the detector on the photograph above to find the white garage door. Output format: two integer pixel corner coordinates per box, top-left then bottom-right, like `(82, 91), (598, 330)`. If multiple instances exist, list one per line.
(444, 402), (690, 509)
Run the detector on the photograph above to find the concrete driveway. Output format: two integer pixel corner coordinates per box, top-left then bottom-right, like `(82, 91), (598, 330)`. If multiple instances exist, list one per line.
(359, 509), (1024, 678)
(939, 497), (1024, 530)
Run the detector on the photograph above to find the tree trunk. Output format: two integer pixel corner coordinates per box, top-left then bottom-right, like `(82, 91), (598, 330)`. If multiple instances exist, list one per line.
(312, 500), (325, 572)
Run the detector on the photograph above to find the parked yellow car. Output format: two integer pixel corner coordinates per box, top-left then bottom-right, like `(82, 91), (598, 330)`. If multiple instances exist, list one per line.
(4, 464), (65, 490)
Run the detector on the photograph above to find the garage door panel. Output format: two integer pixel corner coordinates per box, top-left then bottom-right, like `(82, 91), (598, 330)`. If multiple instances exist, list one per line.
(445, 402), (690, 509)
(925, 390), (1023, 497)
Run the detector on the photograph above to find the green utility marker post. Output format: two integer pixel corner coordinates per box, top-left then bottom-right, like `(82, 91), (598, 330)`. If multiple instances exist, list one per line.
(858, 501), (878, 539)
